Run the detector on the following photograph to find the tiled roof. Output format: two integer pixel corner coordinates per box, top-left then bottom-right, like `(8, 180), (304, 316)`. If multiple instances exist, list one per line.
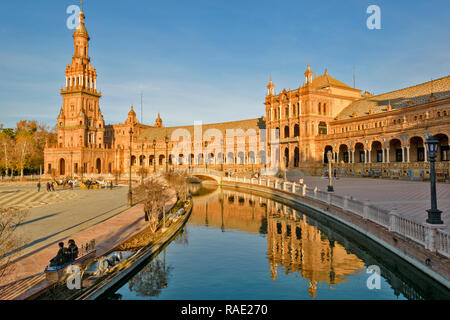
(311, 74), (353, 89)
(138, 118), (266, 141)
(337, 76), (450, 119)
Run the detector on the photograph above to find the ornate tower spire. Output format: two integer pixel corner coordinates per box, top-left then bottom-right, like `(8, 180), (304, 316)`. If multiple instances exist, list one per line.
(304, 61), (313, 85)
(267, 74), (275, 96)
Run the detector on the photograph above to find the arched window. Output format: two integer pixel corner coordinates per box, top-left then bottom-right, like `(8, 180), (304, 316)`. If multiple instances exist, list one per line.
(318, 122), (327, 135)
(284, 126), (289, 138)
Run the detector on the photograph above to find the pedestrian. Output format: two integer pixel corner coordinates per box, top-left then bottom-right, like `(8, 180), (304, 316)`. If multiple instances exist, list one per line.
(46, 182), (50, 192)
(37, 181), (41, 192)
(68, 239), (79, 261)
(333, 169), (337, 178)
(51, 182), (55, 191)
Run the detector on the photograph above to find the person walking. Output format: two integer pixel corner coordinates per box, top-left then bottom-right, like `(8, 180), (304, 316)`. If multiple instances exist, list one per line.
(46, 182), (50, 192)
(37, 181), (41, 192)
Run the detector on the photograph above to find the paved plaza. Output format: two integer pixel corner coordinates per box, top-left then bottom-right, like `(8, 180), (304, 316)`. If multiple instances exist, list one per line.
(286, 173), (450, 232)
(0, 183), (129, 260)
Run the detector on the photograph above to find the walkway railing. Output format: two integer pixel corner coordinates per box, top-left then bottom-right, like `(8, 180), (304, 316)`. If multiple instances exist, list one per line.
(221, 175), (449, 259)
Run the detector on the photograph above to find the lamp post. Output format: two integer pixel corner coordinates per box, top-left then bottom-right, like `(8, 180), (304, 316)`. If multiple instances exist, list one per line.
(141, 143), (144, 184)
(425, 136), (443, 224)
(327, 150), (334, 192)
(205, 141), (208, 170)
(128, 127), (133, 206)
(152, 139), (156, 173)
(165, 136), (169, 173)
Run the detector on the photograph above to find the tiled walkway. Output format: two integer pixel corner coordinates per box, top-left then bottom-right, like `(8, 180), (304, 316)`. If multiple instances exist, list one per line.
(287, 173), (450, 232)
(0, 190), (176, 300)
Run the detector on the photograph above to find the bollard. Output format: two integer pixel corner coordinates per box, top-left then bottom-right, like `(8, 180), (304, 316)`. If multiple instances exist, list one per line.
(388, 208), (398, 232)
(343, 195), (349, 210)
(363, 200), (370, 219)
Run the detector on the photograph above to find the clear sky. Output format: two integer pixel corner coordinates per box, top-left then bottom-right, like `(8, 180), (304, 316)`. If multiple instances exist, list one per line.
(0, 0), (449, 129)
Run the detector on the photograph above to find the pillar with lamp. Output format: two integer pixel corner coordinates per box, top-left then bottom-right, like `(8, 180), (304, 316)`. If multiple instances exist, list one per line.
(327, 150), (334, 192)
(425, 136), (443, 224)
(152, 139), (157, 173)
(128, 127), (133, 207)
(165, 136), (169, 173)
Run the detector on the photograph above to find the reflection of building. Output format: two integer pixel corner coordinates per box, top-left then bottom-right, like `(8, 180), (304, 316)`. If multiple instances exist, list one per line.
(44, 6), (450, 179)
(191, 188), (366, 298)
(266, 204), (365, 298)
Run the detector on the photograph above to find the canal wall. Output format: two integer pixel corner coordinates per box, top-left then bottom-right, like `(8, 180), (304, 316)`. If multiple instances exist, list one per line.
(220, 178), (450, 289)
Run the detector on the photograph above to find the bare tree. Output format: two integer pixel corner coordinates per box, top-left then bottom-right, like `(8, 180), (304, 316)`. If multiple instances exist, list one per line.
(164, 171), (188, 201)
(134, 178), (171, 233)
(0, 208), (29, 282)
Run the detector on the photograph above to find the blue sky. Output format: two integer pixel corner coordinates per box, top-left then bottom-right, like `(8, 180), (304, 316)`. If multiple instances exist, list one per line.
(0, 0), (449, 129)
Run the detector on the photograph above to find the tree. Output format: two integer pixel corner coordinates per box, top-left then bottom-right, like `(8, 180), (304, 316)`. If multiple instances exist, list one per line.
(0, 208), (29, 282)
(14, 131), (34, 179)
(134, 178), (171, 233)
(164, 171), (188, 201)
(0, 131), (13, 177)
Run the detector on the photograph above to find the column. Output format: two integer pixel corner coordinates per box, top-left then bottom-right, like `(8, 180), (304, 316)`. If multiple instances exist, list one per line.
(386, 148), (390, 163)
(402, 147), (405, 163)
(94, 79), (97, 91)
(66, 77), (68, 88)
(368, 149), (371, 163)
(382, 148), (385, 163)
(406, 146), (410, 163)
(424, 144), (428, 162)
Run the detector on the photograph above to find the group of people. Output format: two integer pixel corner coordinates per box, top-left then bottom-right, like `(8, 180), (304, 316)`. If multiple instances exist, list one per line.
(37, 180), (74, 192)
(49, 239), (79, 267)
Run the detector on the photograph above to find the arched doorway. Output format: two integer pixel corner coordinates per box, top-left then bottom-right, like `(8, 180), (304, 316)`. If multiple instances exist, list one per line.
(389, 139), (402, 162)
(59, 158), (65, 176)
(434, 134), (449, 162)
(371, 141), (383, 163)
(294, 124), (300, 137)
(96, 158), (101, 174)
(409, 136), (424, 162)
(294, 147), (299, 167)
(338, 144), (349, 163)
(324, 145), (333, 163)
(354, 143), (365, 163)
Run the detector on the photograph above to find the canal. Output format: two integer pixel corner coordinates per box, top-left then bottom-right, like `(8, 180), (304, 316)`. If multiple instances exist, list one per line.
(106, 183), (450, 300)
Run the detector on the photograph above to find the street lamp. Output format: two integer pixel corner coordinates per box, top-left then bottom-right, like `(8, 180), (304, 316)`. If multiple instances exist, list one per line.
(205, 141), (208, 170)
(153, 139), (156, 173)
(327, 150), (334, 192)
(425, 136), (443, 224)
(165, 136), (169, 173)
(128, 127), (133, 207)
(141, 143), (144, 185)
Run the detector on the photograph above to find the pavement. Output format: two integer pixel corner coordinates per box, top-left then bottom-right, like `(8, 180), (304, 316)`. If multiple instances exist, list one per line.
(286, 172), (450, 232)
(0, 184), (130, 260)
(0, 183), (177, 300)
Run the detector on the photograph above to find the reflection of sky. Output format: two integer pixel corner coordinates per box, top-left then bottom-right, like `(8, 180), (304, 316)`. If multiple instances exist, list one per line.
(115, 225), (406, 300)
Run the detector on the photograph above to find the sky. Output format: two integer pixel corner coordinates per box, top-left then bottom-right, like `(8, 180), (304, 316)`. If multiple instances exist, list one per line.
(0, 0), (449, 129)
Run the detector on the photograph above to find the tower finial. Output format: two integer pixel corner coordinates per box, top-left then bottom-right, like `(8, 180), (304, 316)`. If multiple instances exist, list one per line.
(81, 0), (83, 11)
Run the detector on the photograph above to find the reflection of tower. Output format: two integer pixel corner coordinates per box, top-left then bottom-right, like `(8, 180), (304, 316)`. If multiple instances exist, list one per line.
(205, 202), (209, 226)
(308, 279), (317, 298)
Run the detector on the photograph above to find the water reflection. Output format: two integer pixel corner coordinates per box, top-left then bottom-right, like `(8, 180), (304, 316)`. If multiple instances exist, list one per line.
(128, 249), (173, 298)
(191, 188), (366, 299)
(111, 184), (449, 300)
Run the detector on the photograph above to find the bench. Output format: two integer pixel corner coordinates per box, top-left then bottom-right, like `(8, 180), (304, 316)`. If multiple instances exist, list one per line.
(44, 250), (96, 284)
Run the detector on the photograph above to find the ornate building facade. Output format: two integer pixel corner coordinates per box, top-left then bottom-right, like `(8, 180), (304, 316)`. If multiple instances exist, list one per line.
(44, 7), (450, 180)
